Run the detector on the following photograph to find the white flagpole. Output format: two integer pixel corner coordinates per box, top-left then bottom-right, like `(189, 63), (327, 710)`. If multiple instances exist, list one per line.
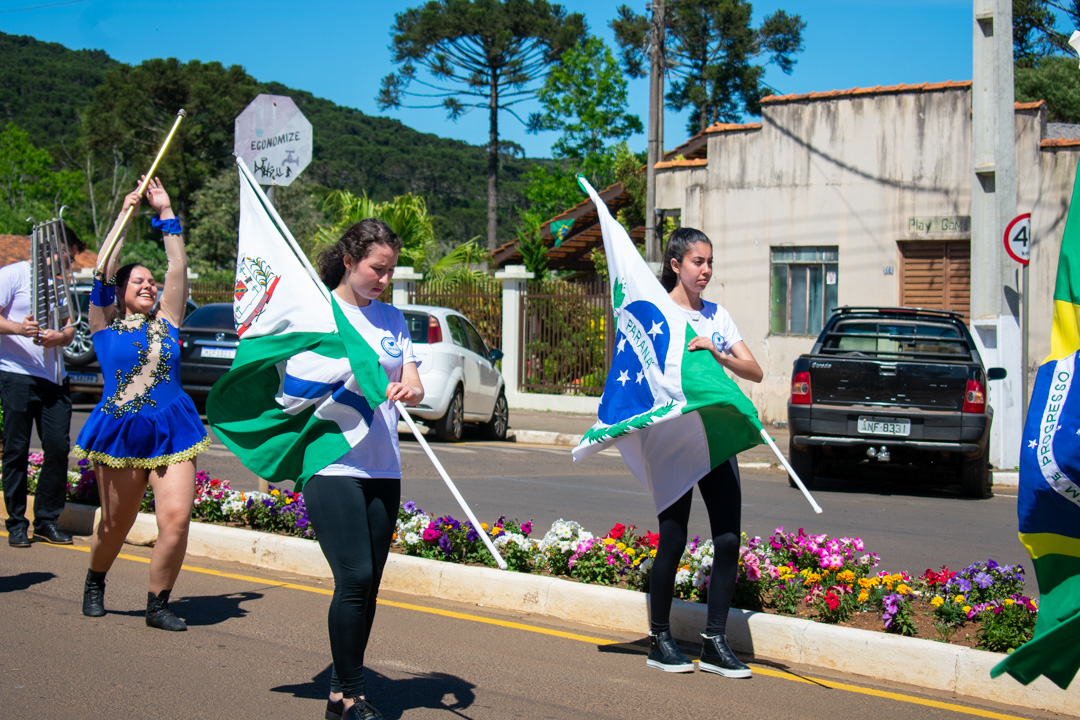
(759, 429), (823, 514)
(395, 400), (509, 570)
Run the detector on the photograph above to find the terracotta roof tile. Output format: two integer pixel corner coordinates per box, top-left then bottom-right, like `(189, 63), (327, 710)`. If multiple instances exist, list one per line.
(761, 80), (973, 105)
(0, 234), (97, 271)
(655, 158), (709, 170)
(703, 122), (762, 134)
(1041, 137), (1080, 148)
(1015, 100), (1046, 110)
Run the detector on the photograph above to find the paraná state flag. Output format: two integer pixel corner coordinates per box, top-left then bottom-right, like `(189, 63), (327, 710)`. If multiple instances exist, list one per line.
(990, 351), (1080, 688)
(205, 162), (389, 491)
(570, 177), (764, 513)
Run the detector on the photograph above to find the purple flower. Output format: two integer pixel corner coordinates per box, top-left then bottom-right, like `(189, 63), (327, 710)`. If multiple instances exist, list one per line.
(949, 577), (972, 593)
(521, 521), (532, 536)
(974, 572), (994, 589)
(438, 533), (453, 557)
(403, 501), (418, 514)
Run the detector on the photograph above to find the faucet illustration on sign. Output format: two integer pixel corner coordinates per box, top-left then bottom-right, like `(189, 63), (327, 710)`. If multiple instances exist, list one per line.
(283, 150), (299, 166)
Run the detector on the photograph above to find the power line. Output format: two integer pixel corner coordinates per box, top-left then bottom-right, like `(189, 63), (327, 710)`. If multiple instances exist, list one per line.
(0, 0), (86, 15)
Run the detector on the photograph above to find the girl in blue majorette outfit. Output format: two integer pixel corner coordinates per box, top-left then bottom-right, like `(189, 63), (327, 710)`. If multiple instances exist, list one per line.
(74, 176), (209, 632)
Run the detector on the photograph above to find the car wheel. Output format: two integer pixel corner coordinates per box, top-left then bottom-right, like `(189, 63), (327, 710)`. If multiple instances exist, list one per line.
(433, 386), (464, 442)
(960, 446), (991, 499)
(482, 391), (509, 441)
(63, 317), (96, 365)
(788, 440), (818, 489)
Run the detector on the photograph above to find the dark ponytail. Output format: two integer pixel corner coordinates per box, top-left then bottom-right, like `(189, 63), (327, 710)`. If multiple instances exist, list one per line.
(317, 219), (402, 290)
(660, 227), (712, 292)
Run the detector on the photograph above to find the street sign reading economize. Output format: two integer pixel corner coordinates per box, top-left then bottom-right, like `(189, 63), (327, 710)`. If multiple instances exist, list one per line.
(234, 94), (311, 187)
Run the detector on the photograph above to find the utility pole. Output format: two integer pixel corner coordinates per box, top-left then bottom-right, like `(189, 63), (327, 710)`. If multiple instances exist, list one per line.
(645, 0), (666, 267)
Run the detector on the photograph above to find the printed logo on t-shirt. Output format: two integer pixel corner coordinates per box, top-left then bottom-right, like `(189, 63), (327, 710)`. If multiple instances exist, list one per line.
(711, 332), (726, 353)
(381, 336), (402, 358)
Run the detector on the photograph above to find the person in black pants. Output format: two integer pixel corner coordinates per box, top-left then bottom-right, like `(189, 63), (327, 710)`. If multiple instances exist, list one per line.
(646, 228), (763, 677)
(297, 219), (423, 720)
(0, 226), (82, 548)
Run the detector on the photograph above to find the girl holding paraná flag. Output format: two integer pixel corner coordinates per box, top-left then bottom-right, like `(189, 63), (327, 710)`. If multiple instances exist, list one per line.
(646, 227), (763, 677)
(304, 219), (423, 720)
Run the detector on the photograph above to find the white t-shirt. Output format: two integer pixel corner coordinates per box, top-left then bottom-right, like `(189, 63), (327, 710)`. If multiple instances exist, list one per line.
(681, 299), (743, 355)
(0, 261), (66, 383)
(316, 298), (419, 479)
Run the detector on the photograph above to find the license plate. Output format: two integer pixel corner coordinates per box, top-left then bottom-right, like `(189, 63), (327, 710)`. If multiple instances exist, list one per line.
(69, 373), (97, 384)
(200, 347), (236, 360)
(857, 417), (911, 436)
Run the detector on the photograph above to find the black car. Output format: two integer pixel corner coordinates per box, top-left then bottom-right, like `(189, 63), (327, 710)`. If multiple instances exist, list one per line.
(65, 284), (199, 401)
(786, 307), (1007, 498)
(177, 303), (239, 408)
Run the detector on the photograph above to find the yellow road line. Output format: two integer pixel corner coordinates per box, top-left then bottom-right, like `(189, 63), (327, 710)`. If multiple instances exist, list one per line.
(4, 531), (1034, 719)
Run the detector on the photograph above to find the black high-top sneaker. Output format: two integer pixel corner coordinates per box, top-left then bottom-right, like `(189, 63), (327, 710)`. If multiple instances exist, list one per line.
(698, 632), (752, 678)
(645, 630), (695, 672)
(82, 569), (106, 617)
(146, 590), (187, 631)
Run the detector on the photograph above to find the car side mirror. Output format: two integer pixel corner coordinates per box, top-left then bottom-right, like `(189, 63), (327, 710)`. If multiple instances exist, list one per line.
(987, 367), (1007, 381)
(489, 348), (504, 362)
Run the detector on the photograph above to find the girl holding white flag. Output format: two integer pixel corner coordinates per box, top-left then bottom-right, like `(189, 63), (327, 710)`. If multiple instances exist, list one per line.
(304, 219), (423, 720)
(75, 177), (210, 631)
(646, 227), (763, 677)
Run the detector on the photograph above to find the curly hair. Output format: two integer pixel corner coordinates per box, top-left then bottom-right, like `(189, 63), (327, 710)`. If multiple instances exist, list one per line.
(660, 227), (712, 293)
(317, 219), (403, 290)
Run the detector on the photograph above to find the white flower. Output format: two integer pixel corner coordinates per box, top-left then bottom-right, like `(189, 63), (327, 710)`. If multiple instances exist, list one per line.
(675, 567), (691, 585)
(403, 532), (420, 546)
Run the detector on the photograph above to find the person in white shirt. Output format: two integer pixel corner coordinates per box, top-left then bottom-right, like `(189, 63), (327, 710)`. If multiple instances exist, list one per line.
(0, 224), (81, 548)
(645, 227), (763, 678)
(302, 219), (423, 720)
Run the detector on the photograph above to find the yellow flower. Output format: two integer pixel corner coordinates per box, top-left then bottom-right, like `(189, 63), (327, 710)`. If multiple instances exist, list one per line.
(603, 538), (616, 545)
(1004, 598), (1015, 606)
(270, 489), (280, 496)
(617, 542), (626, 551)
(963, 605), (972, 614)
(837, 570), (855, 584)
(481, 523), (489, 531)
(650, 549), (657, 558)
(285, 497), (293, 505)
(897, 584), (912, 596)
(954, 594), (966, 604)
(931, 596), (944, 607)
(858, 590), (869, 603)
(626, 548), (636, 556)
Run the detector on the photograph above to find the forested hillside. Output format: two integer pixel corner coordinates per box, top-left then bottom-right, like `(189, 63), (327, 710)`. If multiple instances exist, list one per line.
(0, 31), (534, 248)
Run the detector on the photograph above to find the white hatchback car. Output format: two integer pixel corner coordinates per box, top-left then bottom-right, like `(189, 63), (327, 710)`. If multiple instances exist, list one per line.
(398, 304), (508, 442)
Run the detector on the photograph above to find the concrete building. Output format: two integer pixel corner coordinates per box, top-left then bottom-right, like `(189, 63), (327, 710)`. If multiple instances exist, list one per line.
(651, 81), (1080, 467)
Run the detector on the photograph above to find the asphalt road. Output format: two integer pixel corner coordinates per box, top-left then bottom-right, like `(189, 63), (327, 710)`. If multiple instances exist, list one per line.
(67, 405), (1030, 580)
(0, 537), (1057, 720)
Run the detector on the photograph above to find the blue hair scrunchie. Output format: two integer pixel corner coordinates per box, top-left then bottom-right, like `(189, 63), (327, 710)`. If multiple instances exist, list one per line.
(89, 278), (116, 308)
(151, 216), (183, 235)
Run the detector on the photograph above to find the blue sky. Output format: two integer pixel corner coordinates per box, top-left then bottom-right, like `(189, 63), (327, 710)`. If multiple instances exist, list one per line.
(0, 1), (1069, 158)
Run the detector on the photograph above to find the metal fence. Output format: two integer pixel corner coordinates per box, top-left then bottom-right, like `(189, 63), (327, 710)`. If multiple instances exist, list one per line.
(189, 281), (233, 306)
(411, 278), (503, 351)
(519, 278), (611, 396)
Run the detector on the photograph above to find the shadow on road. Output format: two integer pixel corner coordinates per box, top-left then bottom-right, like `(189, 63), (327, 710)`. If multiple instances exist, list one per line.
(0, 570), (57, 593)
(805, 462), (998, 501)
(272, 665), (477, 719)
(104, 589), (264, 626)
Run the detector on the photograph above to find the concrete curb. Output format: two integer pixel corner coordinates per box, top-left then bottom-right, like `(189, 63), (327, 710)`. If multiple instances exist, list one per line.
(58, 503), (1079, 715)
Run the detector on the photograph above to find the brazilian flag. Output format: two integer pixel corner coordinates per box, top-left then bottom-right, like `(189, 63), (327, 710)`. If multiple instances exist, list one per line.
(1049, 163), (1080, 362)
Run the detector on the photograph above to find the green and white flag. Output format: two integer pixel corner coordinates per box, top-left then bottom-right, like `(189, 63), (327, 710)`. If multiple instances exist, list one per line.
(571, 178), (764, 513)
(206, 161), (389, 490)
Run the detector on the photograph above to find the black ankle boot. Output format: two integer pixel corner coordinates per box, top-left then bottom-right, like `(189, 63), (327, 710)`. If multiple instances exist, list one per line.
(146, 590), (187, 631)
(645, 629), (694, 672)
(82, 569), (106, 617)
(343, 697), (383, 720)
(699, 632), (751, 678)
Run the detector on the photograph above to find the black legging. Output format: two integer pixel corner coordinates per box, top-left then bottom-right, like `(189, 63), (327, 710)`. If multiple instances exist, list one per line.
(303, 474), (400, 699)
(649, 458), (741, 637)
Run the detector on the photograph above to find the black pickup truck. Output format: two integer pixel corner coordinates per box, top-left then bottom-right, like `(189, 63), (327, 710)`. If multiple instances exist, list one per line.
(786, 307), (1007, 498)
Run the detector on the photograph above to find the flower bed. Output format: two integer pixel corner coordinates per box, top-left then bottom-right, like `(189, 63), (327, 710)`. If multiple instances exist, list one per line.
(28, 457), (1037, 654)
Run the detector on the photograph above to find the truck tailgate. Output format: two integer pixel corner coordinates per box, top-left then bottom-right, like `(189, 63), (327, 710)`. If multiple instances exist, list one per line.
(811, 358), (967, 410)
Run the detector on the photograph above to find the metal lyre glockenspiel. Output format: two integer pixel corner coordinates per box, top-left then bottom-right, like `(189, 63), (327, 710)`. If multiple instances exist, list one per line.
(27, 208), (82, 383)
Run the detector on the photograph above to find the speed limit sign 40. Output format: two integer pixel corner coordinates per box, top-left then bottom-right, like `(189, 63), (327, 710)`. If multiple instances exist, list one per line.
(1005, 213), (1031, 266)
